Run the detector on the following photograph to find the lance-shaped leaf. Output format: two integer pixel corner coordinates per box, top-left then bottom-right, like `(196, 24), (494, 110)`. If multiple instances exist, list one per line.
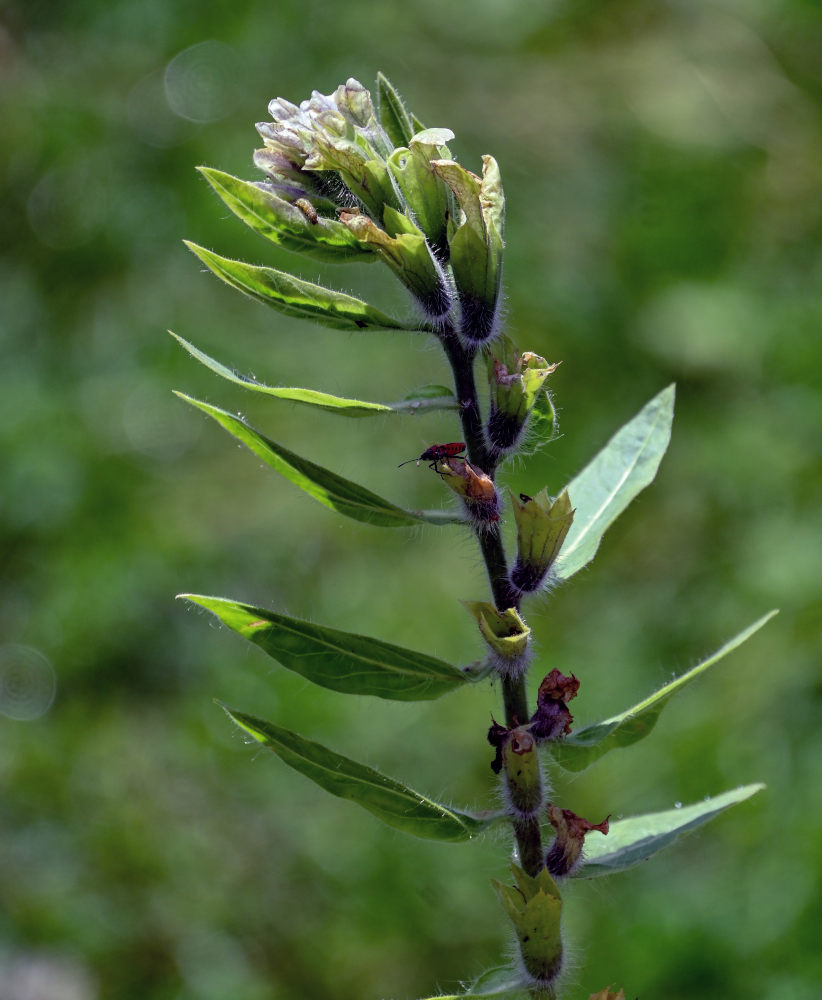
(170, 333), (393, 417)
(172, 333), (456, 417)
(197, 167), (373, 263)
(574, 784), (765, 878)
(549, 611), (778, 772)
(552, 385), (675, 581)
(182, 595), (470, 701)
(176, 393), (465, 526)
(419, 966), (533, 999)
(185, 241), (413, 331)
(391, 384), (458, 413)
(376, 71), (415, 148)
(222, 706), (504, 841)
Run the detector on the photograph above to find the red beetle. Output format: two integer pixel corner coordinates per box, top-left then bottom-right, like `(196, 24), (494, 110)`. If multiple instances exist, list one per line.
(398, 442), (467, 471)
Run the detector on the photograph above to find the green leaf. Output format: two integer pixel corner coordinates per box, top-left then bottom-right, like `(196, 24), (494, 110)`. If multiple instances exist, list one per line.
(550, 611), (778, 772)
(197, 166), (373, 263)
(376, 71), (414, 147)
(391, 384), (458, 414)
(553, 385), (675, 581)
(418, 965), (533, 999)
(222, 706), (504, 841)
(574, 784), (765, 878)
(185, 241), (413, 331)
(182, 594), (470, 701)
(170, 333), (393, 417)
(175, 393), (466, 526)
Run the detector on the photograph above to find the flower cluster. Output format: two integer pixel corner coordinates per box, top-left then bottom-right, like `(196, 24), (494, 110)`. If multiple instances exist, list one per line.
(254, 78), (504, 337)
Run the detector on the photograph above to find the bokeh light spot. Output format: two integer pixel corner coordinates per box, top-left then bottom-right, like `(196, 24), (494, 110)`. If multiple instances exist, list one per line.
(0, 645), (57, 721)
(164, 41), (241, 123)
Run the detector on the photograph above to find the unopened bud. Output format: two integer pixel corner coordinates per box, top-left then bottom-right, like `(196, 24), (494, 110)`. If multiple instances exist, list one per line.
(487, 723), (545, 817)
(431, 155), (505, 346)
(465, 601), (530, 680)
(529, 669), (580, 742)
(510, 489), (574, 595)
(545, 805), (610, 878)
(341, 210), (452, 319)
(493, 864), (563, 988)
(434, 455), (500, 526)
(388, 129), (453, 255)
(485, 337), (560, 456)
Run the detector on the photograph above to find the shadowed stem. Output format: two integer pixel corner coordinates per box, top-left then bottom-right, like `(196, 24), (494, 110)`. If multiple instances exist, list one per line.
(438, 321), (542, 875)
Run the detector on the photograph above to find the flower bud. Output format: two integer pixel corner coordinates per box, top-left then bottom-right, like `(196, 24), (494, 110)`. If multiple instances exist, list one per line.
(510, 488), (574, 595)
(485, 337), (560, 456)
(341, 209), (452, 319)
(256, 79), (400, 222)
(431, 155), (505, 346)
(485, 722), (544, 819)
(493, 864), (564, 988)
(434, 455), (500, 527)
(529, 669), (580, 742)
(388, 129), (453, 255)
(544, 805), (610, 878)
(465, 601), (530, 680)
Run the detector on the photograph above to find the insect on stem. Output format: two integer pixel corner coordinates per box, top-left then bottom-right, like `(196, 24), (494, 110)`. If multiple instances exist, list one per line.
(397, 442), (466, 471)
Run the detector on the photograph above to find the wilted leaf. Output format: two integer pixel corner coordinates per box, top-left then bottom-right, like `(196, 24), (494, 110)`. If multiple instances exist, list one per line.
(182, 595), (470, 701)
(175, 393), (465, 526)
(185, 241), (414, 331)
(550, 611), (778, 771)
(553, 385), (675, 580)
(223, 707), (505, 841)
(574, 784), (765, 878)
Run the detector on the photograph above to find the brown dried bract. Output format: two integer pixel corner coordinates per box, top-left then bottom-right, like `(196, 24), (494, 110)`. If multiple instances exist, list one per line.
(487, 717), (509, 774)
(545, 804), (610, 877)
(529, 669), (580, 741)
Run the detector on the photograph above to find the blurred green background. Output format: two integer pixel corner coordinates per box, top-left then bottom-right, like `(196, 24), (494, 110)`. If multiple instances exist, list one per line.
(2, 1), (820, 998)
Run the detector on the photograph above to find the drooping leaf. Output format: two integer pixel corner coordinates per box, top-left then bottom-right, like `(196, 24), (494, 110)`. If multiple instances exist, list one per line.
(222, 706), (505, 842)
(182, 595), (470, 701)
(170, 333), (393, 417)
(175, 393), (466, 527)
(550, 611), (778, 772)
(197, 166), (373, 262)
(553, 385), (675, 581)
(185, 241), (413, 331)
(376, 71), (415, 148)
(574, 784), (765, 878)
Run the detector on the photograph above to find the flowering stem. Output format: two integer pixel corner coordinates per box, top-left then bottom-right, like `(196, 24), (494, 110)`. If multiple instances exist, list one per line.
(439, 321), (542, 874)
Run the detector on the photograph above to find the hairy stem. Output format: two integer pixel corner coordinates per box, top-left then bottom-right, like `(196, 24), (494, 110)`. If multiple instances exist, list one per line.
(439, 320), (542, 875)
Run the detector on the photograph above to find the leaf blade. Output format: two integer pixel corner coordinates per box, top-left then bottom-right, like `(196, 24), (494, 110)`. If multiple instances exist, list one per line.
(183, 594), (470, 701)
(170, 332), (394, 417)
(197, 166), (373, 263)
(550, 611), (778, 772)
(376, 71), (415, 148)
(574, 784), (765, 878)
(223, 706), (504, 841)
(553, 385), (675, 580)
(176, 393), (465, 526)
(185, 241), (413, 331)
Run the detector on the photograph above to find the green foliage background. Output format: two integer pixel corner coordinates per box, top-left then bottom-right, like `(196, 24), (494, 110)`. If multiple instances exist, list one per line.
(2, 1), (820, 998)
